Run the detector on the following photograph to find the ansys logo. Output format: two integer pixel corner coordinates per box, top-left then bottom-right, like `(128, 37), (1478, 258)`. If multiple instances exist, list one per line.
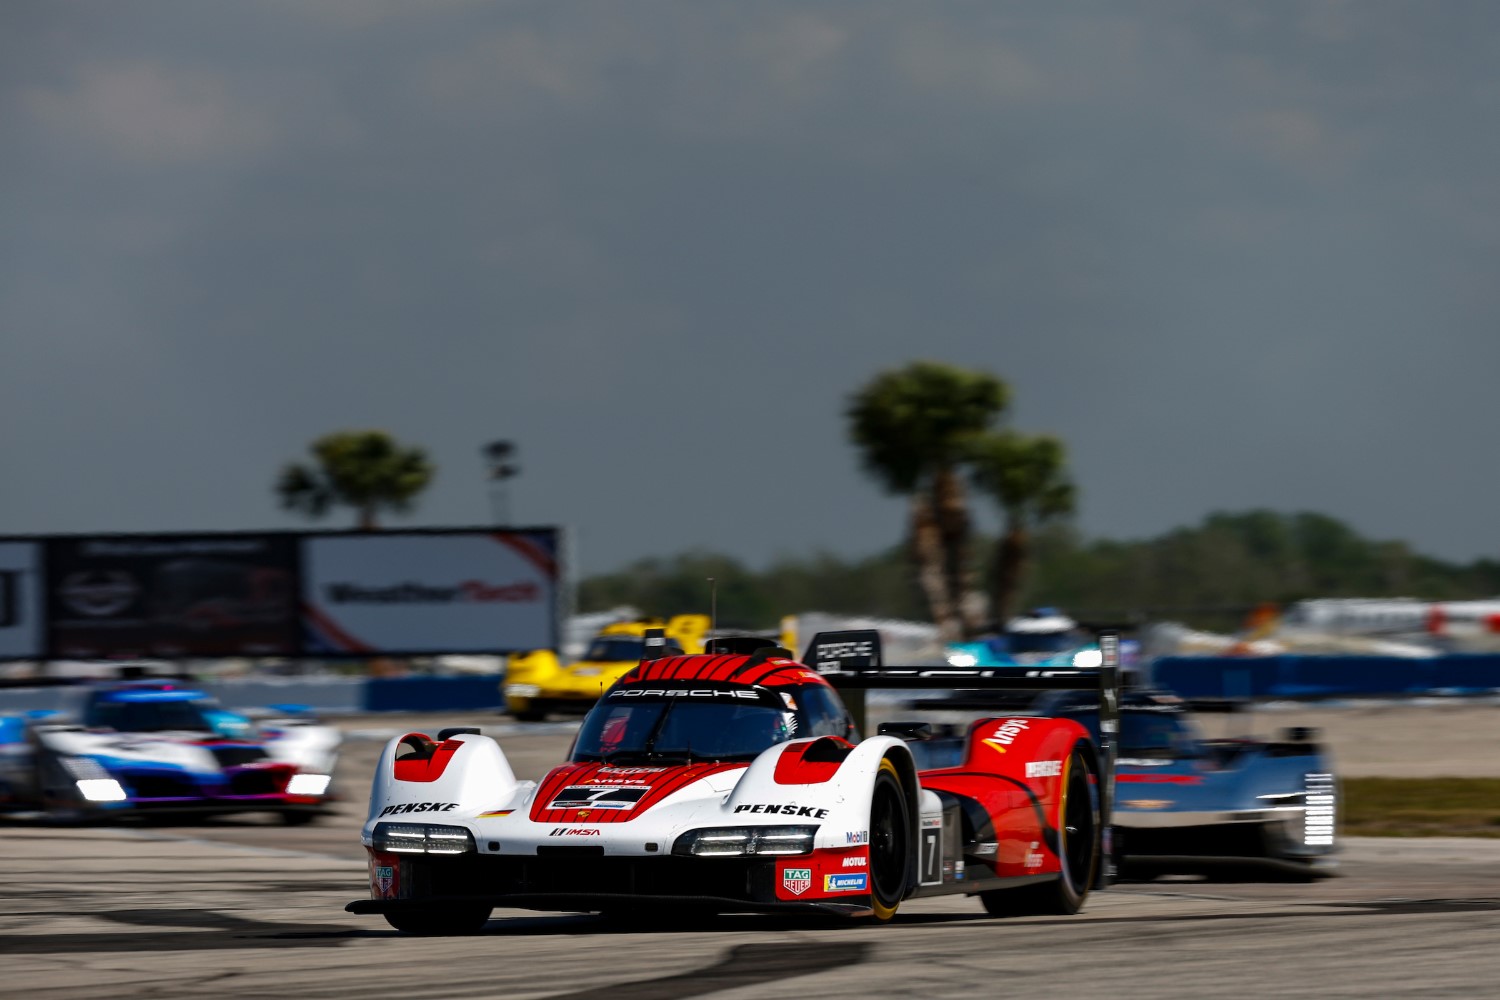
(982, 718), (1030, 755)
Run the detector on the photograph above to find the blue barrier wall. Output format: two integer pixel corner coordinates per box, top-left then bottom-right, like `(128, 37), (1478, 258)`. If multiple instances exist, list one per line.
(362, 674), (505, 713)
(1152, 654), (1500, 699)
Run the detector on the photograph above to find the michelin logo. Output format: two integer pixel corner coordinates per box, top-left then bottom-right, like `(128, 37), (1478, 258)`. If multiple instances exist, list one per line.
(824, 873), (868, 892)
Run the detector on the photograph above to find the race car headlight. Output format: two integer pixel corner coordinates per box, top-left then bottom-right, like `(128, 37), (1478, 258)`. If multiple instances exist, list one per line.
(57, 756), (127, 801)
(505, 683), (541, 698)
(76, 778), (128, 802)
(286, 773), (331, 797)
(1304, 773), (1337, 846)
(373, 822), (476, 855)
(671, 825), (818, 857)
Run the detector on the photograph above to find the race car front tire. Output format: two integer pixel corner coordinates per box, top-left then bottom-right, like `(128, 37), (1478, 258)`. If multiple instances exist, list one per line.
(383, 905), (493, 935)
(869, 757), (910, 921)
(980, 740), (1099, 917)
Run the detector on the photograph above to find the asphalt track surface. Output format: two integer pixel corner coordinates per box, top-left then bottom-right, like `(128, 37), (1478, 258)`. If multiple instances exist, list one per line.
(5, 709), (1500, 999)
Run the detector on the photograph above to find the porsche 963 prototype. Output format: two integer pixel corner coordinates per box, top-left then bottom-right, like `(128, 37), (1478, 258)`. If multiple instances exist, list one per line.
(347, 630), (1123, 933)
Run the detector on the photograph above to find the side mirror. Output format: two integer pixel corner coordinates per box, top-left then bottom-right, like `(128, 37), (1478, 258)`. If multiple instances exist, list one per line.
(877, 721), (934, 742)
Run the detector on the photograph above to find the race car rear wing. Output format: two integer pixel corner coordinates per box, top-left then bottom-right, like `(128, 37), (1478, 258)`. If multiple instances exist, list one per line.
(804, 629), (1122, 887)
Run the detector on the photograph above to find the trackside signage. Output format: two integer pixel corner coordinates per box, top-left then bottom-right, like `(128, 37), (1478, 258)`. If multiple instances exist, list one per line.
(301, 530), (559, 655)
(0, 543), (42, 659)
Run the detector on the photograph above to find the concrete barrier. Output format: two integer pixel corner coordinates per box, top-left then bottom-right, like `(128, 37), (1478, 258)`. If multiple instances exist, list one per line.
(0, 675), (497, 716)
(362, 675), (505, 712)
(1152, 654), (1500, 699)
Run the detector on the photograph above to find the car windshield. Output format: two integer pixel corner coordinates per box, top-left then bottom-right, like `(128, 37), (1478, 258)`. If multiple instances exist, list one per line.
(1063, 709), (1195, 759)
(573, 683), (794, 763)
(1118, 714), (1193, 758)
(85, 697), (216, 733)
(583, 637), (647, 662)
(1005, 631), (1077, 654)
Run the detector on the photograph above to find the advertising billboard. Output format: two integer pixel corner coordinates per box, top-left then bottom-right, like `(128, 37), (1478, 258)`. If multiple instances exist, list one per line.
(0, 542), (43, 659)
(300, 529), (559, 655)
(44, 534), (300, 658)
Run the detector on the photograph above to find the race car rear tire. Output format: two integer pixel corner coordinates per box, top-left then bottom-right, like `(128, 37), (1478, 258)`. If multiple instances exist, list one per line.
(383, 905), (493, 935)
(980, 741), (1099, 917)
(279, 810), (318, 826)
(869, 758), (909, 922)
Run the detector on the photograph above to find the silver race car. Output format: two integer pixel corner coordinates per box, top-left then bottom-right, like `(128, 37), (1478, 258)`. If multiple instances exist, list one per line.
(1029, 689), (1339, 878)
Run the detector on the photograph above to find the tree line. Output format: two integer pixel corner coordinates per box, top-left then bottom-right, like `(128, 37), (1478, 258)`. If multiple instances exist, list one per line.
(273, 366), (1499, 636)
(578, 509), (1500, 632)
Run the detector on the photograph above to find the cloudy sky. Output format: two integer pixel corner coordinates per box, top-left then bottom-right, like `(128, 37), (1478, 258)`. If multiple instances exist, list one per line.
(3, 1), (1498, 574)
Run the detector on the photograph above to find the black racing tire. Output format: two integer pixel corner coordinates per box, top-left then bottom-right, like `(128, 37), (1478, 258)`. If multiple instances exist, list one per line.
(981, 740), (1100, 917)
(279, 810), (318, 826)
(869, 758), (910, 922)
(383, 905), (493, 935)
(512, 707), (546, 723)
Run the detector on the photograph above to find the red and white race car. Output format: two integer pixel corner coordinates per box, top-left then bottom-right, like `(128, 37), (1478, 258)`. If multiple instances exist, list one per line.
(347, 631), (1121, 934)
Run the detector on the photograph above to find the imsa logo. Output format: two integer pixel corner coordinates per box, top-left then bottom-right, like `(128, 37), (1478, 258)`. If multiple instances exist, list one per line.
(782, 867), (812, 896)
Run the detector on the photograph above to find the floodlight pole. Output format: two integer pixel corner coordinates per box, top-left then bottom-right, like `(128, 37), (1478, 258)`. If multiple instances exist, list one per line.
(482, 440), (519, 527)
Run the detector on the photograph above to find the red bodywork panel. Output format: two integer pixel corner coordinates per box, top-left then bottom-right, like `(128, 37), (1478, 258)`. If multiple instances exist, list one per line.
(620, 654), (825, 688)
(528, 760), (747, 824)
(918, 715), (1090, 878)
(774, 846), (871, 901)
(392, 736), (463, 783)
(773, 738), (853, 785)
(367, 847), (401, 899)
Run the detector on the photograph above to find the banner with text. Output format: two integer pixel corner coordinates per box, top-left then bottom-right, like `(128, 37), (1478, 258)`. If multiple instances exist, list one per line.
(44, 534), (300, 658)
(0, 542), (43, 659)
(300, 530), (559, 655)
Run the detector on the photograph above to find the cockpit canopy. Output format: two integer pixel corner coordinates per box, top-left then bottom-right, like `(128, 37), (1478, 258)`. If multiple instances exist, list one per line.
(83, 689), (217, 733)
(572, 680), (850, 763)
(581, 635), (685, 663)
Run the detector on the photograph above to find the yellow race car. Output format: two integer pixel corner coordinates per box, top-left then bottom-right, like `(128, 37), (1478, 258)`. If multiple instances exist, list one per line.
(503, 615), (709, 721)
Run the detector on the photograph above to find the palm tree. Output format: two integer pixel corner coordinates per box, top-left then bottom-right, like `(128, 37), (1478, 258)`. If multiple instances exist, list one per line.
(847, 362), (1008, 640)
(968, 431), (1076, 624)
(276, 430), (435, 530)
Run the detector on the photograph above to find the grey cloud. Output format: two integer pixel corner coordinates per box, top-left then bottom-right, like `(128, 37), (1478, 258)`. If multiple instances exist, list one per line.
(3, 1), (1499, 574)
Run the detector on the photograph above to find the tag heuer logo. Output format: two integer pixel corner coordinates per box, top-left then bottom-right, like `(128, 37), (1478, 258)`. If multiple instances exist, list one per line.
(782, 868), (812, 896)
(375, 865), (395, 897)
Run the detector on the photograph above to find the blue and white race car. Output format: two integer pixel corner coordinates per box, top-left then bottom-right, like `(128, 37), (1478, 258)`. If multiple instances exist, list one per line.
(0, 681), (341, 823)
(1031, 689), (1339, 878)
(946, 610), (1139, 672)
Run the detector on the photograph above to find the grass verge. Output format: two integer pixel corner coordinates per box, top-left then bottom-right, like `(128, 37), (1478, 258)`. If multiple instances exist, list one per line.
(1343, 777), (1500, 838)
